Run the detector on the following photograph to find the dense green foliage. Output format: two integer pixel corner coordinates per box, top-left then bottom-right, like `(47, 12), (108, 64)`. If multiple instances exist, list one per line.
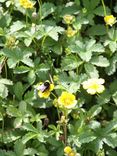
(0, 0), (117, 155)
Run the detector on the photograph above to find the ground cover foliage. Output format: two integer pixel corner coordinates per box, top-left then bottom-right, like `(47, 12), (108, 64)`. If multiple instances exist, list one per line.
(0, 0), (117, 155)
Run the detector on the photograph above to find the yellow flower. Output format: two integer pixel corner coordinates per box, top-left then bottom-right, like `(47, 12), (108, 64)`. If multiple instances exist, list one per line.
(104, 15), (116, 26)
(82, 78), (105, 95)
(36, 81), (54, 99)
(19, 0), (34, 9)
(69, 152), (76, 156)
(66, 26), (77, 37)
(64, 146), (72, 154)
(63, 14), (75, 24)
(58, 92), (77, 109)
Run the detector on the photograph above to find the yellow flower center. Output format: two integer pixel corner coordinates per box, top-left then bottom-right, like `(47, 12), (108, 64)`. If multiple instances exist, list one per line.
(64, 146), (72, 154)
(58, 92), (77, 108)
(19, 0), (34, 9)
(90, 83), (99, 90)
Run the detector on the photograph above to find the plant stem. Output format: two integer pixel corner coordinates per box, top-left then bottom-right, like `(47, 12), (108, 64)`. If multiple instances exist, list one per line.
(63, 111), (68, 146)
(37, 0), (42, 24)
(101, 0), (109, 33)
(1, 114), (4, 143)
(26, 9), (28, 27)
(101, 0), (107, 16)
(64, 122), (67, 146)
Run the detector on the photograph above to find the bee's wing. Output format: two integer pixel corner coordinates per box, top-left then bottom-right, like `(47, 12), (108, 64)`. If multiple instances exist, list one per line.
(37, 84), (46, 92)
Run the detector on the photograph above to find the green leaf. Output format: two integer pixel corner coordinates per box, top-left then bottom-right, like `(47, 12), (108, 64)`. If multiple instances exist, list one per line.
(109, 80), (117, 94)
(19, 101), (27, 114)
(91, 55), (109, 67)
(14, 118), (22, 128)
(112, 91), (117, 105)
(57, 146), (64, 156)
(22, 132), (38, 144)
(84, 63), (99, 78)
(47, 26), (64, 41)
(87, 139), (103, 153)
(24, 38), (32, 47)
(75, 0), (80, 6)
(0, 83), (8, 98)
(1, 130), (20, 143)
(41, 3), (56, 20)
(0, 150), (16, 156)
(87, 24), (106, 36)
(24, 90), (34, 103)
(87, 105), (102, 119)
(89, 120), (101, 129)
(61, 54), (82, 71)
(52, 42), (62, 55)
(10, 21), (25, 33)
(21, 58), (34, 67)
(89, 43), (104, 53)
(14, 140), (25, 156)
(14, 82), (24, 100)
(0, 13), (11, 28)
(23, 148), (38, 156)
(14, 66), (30, 74)
(69, 40), (104, 62)
(0, 78), (13, 85)
(106, 53), (117, 75)
(1, 48), (22, 68)
(114, 5), (117, 13)
(104, 28), (117, 53)
(108, 28), (117, 41)
(69, 42), (92, 62)
(106, 149), (117, 156)
(27, 70), (36, 84)
(103, 133), (117, 148)
(47, 137), (62, 147)
(58, 72), (87, 93)
(109, 41), (117, 53)
(94, 6), (111, 16)
(103, 120), (117, 134)
(0, 0), (6, 2)
(7, 105), (21, 117)
(78, 131), (96, 144)
(1, 48), (34, 68)
(97, 90), (111, 105)
(22, 123), (38, 133)
(37, 63), (50, 72)
(0, 27), (4, 36)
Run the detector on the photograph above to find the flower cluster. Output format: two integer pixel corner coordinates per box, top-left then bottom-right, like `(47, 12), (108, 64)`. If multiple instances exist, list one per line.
(82, 78), (105, 95)
(63, 15), (75, 24)
(19, 0), (34, 9)
(64, 146), (76, 156)
(66, 26), (77, 37)
(104, 15), (116, 26)
(63, 14), (77, 38)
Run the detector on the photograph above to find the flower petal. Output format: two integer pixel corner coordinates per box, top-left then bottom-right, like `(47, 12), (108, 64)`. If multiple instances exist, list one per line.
(96, 85), (105, 93)
(38, 90), (50, 98)
(65, 100), (77, 109)
(98, 78), (105, 84)
(49, 84), (54, 91)
(87, 88), (96, 95)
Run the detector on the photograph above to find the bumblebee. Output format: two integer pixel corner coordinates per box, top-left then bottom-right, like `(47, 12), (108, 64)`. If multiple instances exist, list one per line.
(34, 79), (54, 98)
(38, 81), (50, 92)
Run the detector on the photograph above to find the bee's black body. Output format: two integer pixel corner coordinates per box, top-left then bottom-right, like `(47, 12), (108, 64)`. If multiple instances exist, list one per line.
(39, 81), (50, 92)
